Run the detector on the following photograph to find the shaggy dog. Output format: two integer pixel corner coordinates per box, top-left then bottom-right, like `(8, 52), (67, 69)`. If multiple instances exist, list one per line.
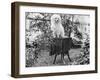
(50, 14), (71, 64)
(50, 14), (65, 38)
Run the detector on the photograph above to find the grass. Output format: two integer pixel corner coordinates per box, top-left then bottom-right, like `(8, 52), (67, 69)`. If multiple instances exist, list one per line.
(26, 48), (90, 67)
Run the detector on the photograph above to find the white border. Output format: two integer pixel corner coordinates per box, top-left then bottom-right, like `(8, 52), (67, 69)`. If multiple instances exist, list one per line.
(19, 6), (95, 74)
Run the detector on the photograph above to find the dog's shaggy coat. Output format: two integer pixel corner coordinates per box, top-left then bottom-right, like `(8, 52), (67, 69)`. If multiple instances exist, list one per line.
(50, 14), (65, 38)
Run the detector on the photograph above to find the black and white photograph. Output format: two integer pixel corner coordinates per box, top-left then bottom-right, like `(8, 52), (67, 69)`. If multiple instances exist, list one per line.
(11, 2), (97, 77)
(25, 12), (90, 67)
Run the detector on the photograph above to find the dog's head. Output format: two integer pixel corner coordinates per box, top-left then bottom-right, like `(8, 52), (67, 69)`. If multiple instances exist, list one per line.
(51, 14), (61, 24)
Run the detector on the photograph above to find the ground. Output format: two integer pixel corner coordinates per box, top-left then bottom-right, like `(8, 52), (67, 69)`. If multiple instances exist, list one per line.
(26, 48), (88, 67)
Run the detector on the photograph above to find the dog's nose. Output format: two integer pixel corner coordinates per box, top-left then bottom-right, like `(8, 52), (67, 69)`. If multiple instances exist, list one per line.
(56, 19), (59, 21)
(55, 19), (59, 22)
